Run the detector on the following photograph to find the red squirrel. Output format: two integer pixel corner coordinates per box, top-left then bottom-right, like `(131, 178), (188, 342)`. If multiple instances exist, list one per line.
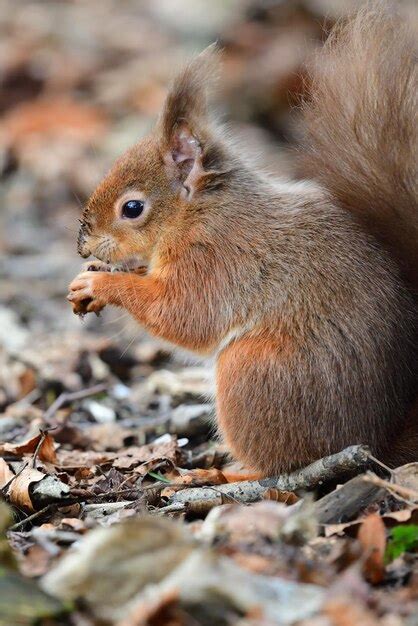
(68, 5), (418, 474)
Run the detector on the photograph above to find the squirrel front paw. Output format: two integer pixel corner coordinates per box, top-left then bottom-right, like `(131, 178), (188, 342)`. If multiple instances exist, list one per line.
(67, 269), (111, 316)
(82, 260), (112, 273)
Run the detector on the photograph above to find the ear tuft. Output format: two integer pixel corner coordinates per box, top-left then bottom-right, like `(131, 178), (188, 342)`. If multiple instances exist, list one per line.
(158, 44), (228, 198)
(159, 43), (221, 147)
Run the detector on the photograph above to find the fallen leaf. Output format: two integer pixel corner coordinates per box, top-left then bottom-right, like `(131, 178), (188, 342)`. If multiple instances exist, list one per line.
(198, 500), (316, 546)
(113, 440), (181, 472)
(324, 597), (380, 626)
(1, 98), (107, 148)
(123, 549), (325, 625)
(7, 466), (46, 511)
(357, 514), (386, 584)
(383, 509), (418, 525)
(17, 367), (37, 399)
(41, 516), (193, 621)
(56, 449), (114, 469)
(0, 431), (57, 464)
(0, 459), (14, 489)
(18, 543), (54, 578)
(393, 463), (418, 499)
(324, 508), (418, 537)
(160, 468), (228, 498)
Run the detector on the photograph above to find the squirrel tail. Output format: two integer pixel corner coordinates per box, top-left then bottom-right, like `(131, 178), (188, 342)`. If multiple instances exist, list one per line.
(300, 3), (418, 288)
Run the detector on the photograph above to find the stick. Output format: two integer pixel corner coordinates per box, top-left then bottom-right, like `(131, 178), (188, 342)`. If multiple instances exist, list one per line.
(43, 383), (108, 422)
(31, 427), (57, 468)
(365, 473), (418, 504)
(315, 473), (385, 524)
(9, 487), (141, 531)
(166, 445), (371, 514)
(9, 504), (58, 532)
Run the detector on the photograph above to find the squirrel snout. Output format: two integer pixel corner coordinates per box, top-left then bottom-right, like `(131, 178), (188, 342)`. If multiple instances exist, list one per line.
(77, 225), (91, 258)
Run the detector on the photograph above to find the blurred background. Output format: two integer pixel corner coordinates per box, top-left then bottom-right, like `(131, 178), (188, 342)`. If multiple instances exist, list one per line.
(0, 0), (417, 405)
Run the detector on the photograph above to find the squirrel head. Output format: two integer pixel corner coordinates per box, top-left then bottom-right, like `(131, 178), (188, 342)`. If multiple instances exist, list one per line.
(78, 44), (233, 267)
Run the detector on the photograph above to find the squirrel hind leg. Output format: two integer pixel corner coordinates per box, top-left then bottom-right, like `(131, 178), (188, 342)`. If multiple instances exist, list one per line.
(382, 398), (418, 468)
(215, 330), (411, 476)
(215, 332), (322, 476)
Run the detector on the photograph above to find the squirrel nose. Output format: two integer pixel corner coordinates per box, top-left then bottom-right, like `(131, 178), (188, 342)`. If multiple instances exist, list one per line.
(79, 247), (91, 259)
(77, 225), (91, 258)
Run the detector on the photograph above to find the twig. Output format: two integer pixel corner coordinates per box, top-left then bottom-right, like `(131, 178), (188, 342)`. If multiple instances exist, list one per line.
(166, 445), (371, 514)
(9, 487), (141, 531)
(31, 427), (57, 468)
(14, 388), (42, 407)
(365, 473), (418, 504)
(368, 454), (393, 475)
(155, 502), (186, 515)
(9, 503), (58, 532)
(43, 383), (108, 422)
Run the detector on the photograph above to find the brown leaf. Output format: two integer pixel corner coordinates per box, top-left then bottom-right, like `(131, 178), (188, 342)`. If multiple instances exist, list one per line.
(382, 508), (418, 525)
(7, 466), (46, 512)
(113, 440), (180, 472)
(0, 458), (14, 489)
(56, 449), (114, 469)
(17, 367), (37, 399)
(172, 468), (228, 487)
(393, 463), (418, 499)
(1, 98), (107, 148)
(198, 501), (306, 545)
(161, 468), (228, 498)
(19, 544), (54, 578)
(325, 507), (418, 537)
(324, 598), (380, 626)
(264, 489), (299, 504)
(0, 432), (57, 464)
(357, 513), (386, 584)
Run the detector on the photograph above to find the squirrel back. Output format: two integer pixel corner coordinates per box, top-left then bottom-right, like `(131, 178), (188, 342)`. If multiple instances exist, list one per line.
(300, 5), (418, 290)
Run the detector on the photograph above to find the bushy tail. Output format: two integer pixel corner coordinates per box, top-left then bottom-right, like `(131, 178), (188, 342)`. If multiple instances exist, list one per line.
(300, 3), (418, 288)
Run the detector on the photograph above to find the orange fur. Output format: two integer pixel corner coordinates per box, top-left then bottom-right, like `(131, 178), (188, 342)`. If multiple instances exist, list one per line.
(69, 5), (418, 475)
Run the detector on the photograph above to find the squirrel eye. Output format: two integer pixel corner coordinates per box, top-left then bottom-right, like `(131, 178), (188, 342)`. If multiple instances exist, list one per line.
(122, 199), (144, 219)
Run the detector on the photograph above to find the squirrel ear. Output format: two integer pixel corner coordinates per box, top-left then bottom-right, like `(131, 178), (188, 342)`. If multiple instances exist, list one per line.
(158, 44), (223, 198)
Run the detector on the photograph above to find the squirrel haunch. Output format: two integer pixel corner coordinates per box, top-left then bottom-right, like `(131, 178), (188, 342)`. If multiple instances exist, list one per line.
(69, 5), (418, 474)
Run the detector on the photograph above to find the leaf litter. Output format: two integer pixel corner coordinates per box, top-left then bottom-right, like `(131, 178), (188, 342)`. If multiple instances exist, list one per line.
(1, 0), (418, 624)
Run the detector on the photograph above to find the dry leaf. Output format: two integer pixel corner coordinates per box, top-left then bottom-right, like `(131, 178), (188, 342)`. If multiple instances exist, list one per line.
(393, 463), (418, 500)
(56, 449), (114, 469)
(41, 516), (194, 620)
(0, 458), (14, 489)
(161, 468), (228, 498)
(264, 489), (299, 504)
(122, 549), (325, 626)
(357, 514), (386, 584)
(17, 367), (37, 398)
(1, 98), (107, 148)
(198, 500), (312, 545)
(19, 544), (54, 578)
(114, 440), (180, 472)
(324, 597), (381, 626)
(0, 431), (57, 464)
(382, 508), (418, 525)
(173, 468), (228, 486)
(8, 466), (46, 511)
(325, 507), (418, 537)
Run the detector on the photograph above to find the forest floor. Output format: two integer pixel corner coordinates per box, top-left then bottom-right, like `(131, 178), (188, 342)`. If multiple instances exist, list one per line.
(1, 1), (418, 625)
